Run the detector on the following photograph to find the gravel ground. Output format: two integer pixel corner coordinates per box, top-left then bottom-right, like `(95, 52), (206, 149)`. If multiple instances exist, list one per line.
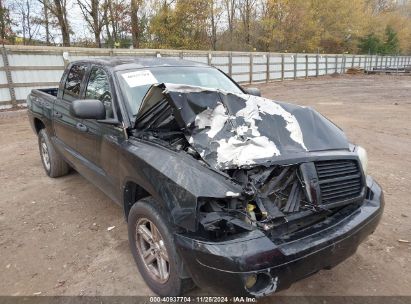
(0, 74), (410, 297)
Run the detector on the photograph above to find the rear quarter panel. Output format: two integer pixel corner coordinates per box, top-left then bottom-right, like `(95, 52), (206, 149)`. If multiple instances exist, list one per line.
(27, 89), (56, 135)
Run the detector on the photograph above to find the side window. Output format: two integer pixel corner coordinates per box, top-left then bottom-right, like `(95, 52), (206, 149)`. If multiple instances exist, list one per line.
(85, 67), (114, 119)
(63, 64), (87, 101)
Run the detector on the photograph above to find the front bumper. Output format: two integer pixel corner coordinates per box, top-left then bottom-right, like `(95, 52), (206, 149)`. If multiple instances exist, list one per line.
(176, 176), (384, 297)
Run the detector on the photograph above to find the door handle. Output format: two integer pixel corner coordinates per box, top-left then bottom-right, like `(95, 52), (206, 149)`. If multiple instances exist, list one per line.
(76, 123), (88, 132)
(53, 111), (62, 118)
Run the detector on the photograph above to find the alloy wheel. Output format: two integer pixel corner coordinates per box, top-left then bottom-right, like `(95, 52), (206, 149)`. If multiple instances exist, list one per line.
(40, 138), (51, 171)
(135, 218), (170, 283)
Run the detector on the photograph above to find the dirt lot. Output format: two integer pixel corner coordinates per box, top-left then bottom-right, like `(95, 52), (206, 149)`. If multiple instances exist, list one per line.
(0, 74), (410, 297)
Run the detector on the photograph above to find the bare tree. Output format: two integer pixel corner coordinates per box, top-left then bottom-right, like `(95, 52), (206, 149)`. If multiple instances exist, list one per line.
(105, 0), (120, 45)
(238, 0), (257, 46)
(15, 0), (41, 45)
(102, 0), (112, 44)
(209, 0), (223, 50)
(100, 0), (131, 47)
(224, 0), (237, 38)
(77, 0), (107, 47)
(32, 0), (59, 45)
(42, 0), (50, 44)
(131, 0), (142, 48)
(39, 0), (70, 46)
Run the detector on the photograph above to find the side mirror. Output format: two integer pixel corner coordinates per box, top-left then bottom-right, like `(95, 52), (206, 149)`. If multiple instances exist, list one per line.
(243, 87), (261, 97)
(70, 99), (106, 120)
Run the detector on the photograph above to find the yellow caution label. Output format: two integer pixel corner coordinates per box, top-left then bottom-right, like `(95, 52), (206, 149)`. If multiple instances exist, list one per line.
(247, 204), (256, 212)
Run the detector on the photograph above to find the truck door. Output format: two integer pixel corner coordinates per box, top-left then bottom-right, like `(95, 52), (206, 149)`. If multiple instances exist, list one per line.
(52, 63), (89, 165)
(74, 65), (123, 202)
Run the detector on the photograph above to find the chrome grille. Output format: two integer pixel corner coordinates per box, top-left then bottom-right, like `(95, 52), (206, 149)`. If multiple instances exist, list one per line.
(315, 160), (363, 204)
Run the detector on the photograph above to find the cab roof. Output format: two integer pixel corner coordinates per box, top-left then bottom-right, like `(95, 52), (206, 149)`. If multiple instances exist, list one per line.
(71, 57), (209, 71)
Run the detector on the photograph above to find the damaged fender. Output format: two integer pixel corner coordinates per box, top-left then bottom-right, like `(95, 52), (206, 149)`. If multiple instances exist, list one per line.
(120, 138), (242, 231)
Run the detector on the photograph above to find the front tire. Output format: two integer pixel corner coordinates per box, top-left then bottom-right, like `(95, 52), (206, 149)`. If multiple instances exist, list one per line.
(38, 129), (70, 178)
(128, 197), (194, 296)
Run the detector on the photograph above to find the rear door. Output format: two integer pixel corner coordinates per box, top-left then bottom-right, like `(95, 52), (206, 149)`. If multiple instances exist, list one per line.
(52, 62), (89, 164)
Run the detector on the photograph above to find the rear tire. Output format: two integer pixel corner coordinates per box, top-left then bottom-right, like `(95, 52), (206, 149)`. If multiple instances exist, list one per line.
(128, 197), (195, 296)
(38, 129), (70, 178)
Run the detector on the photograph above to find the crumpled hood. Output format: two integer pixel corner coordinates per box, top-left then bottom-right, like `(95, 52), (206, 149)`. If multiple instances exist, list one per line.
(138, 83), (349, 170)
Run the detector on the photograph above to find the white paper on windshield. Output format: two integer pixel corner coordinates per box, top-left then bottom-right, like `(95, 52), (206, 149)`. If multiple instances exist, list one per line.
(121, 70), (158, 87)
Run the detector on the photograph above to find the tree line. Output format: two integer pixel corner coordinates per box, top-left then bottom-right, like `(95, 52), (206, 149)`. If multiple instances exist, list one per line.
(0, 0), (410, 55)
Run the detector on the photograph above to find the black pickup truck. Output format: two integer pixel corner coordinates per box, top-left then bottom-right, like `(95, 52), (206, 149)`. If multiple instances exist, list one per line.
(27, 57), (384, 297)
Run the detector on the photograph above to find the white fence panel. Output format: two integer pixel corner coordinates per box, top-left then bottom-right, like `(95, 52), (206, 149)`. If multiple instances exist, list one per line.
(0, 45), (410, 108)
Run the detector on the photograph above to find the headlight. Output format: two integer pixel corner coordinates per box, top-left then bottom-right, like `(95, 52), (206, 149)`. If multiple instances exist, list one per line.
(244, 274), (257, 289)
(356, 146), (368, 175)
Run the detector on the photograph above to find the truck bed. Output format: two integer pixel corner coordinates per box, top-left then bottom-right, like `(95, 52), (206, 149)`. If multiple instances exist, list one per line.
(27, 88), (59, 125)
(29, 87), (58, 105)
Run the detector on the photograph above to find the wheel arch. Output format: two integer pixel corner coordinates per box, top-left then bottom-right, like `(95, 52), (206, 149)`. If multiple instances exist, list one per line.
(33, 117), (45, 134)
(123, 180), (151, 221)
